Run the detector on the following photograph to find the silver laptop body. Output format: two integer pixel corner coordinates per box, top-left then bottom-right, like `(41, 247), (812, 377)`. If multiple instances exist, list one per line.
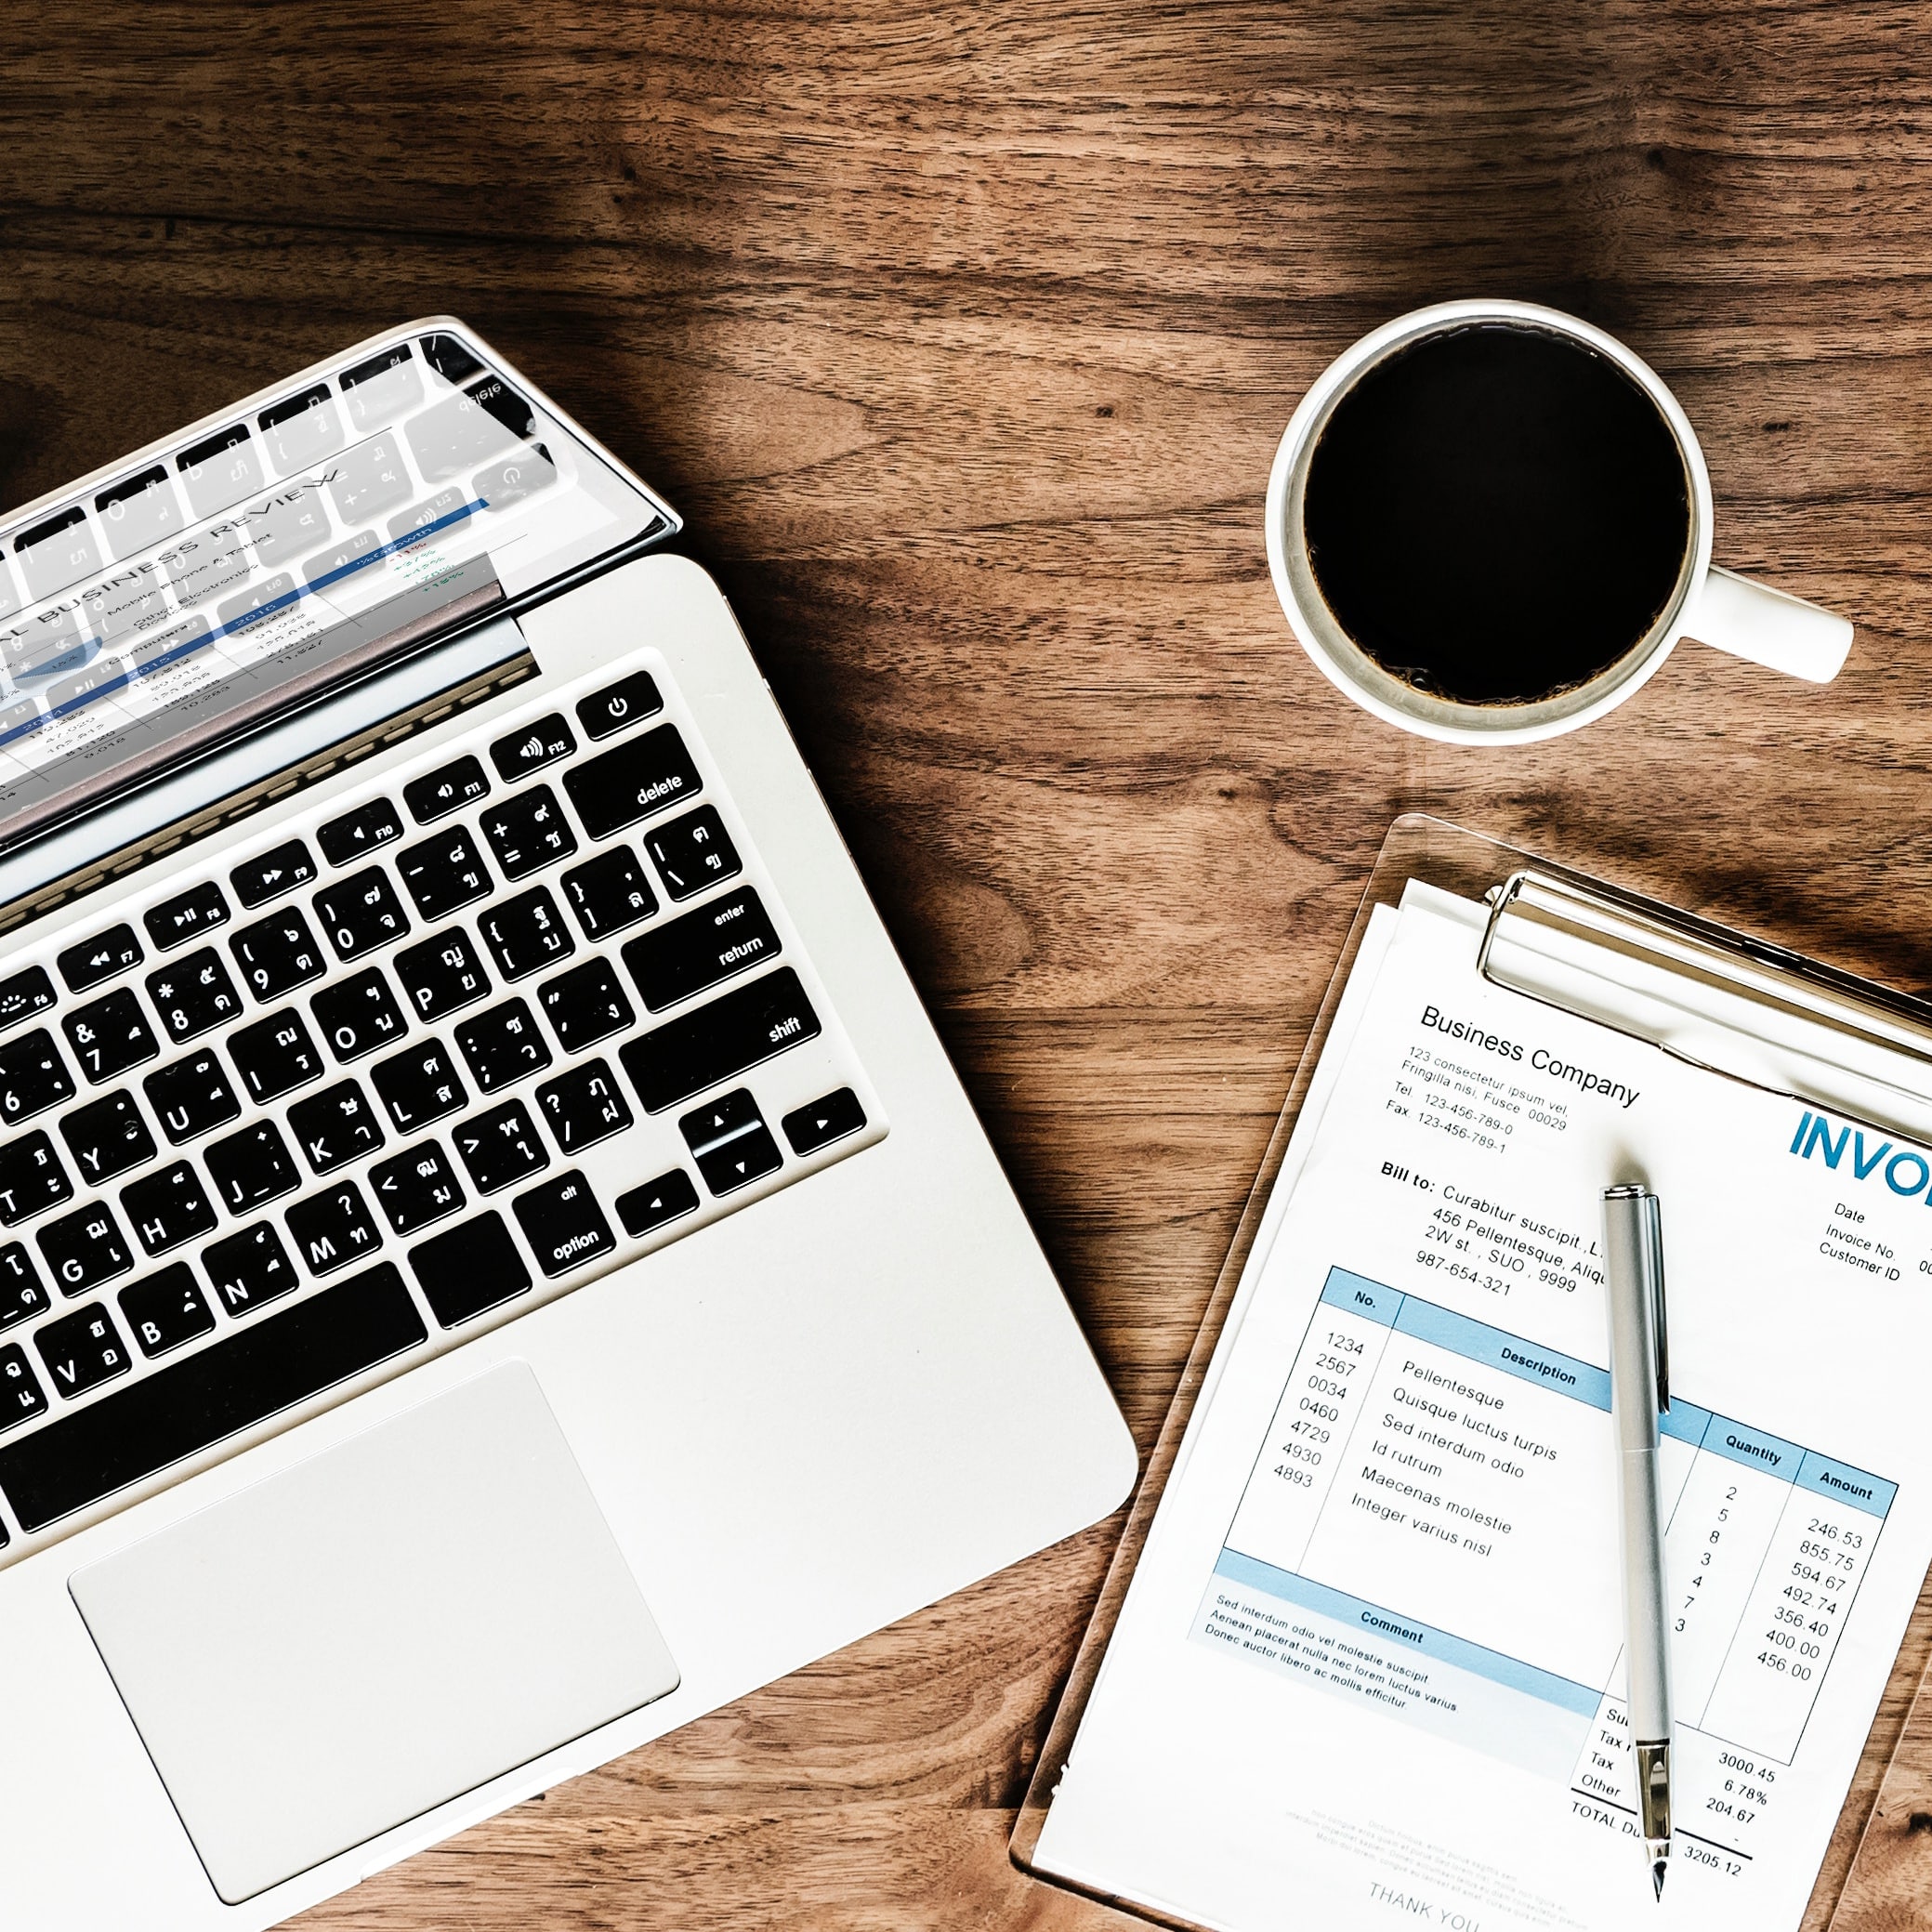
(0, 318), (1134, 1928)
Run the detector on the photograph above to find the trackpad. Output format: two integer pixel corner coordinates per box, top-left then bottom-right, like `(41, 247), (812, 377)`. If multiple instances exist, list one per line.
(69, 1361), (679, 1905)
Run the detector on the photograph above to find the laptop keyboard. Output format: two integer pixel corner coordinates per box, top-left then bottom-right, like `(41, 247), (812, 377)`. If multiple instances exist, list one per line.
(0, 651), (882, 1550)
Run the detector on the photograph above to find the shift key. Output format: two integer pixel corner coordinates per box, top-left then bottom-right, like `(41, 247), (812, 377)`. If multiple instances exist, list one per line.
(622, 887), (780, 1012)
(620, 968), (821, 1113)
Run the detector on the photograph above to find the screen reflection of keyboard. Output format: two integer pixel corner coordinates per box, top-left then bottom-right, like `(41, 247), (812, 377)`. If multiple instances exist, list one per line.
(0, 654), (875, 1544)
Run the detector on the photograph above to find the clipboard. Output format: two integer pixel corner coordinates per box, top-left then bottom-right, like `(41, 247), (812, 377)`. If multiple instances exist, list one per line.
(1010, 812), (1932, 1932)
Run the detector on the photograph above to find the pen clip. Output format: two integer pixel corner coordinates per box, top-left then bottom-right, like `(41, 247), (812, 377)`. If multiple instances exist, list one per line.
(1644, 1192), (1669, 1413)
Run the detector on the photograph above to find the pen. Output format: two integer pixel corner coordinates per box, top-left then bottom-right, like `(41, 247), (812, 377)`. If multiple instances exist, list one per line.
(1602, 1183), (1673, 1901)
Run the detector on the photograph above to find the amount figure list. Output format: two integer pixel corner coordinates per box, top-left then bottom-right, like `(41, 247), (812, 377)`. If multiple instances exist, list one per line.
(1190, 1267), (1892, 1862)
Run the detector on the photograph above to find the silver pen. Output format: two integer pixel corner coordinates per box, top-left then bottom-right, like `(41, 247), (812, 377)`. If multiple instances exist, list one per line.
(1602, 1184), (1673, 1900)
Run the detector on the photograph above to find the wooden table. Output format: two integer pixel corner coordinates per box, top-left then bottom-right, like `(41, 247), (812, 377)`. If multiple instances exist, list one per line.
(11, 2), (1932, 1924)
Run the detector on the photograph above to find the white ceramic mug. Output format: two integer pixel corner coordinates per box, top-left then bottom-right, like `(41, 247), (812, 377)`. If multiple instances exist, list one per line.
(1264, 299), (1854, 745)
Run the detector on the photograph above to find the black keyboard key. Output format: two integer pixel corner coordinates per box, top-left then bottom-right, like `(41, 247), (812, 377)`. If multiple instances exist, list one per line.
(681, 1088), (782, 1194)
(614, 1168), (699, 1239)
(231, 909), (325, 1001)
(369, 1141), (465, 1236)
(312, 968), (408, 1061)
(409, 1210), (531, 1327)
(227, 1008), (325, 1104)
(145, 947), (243, 1043)
(123, 1162), (218, 1256)
(455, 999), (551, 1094)
(38, 1203), (134, 1295)
(563, 723), (702, 839)
(0, 1261), (425, 1531)
(64, 992), (157, 1085)
(782, 1087), (867, 1155)
(120, 1264), (216, 1358)
(490, 713), (575, 782)
(287, 1179), (383, 1276)
(0, 1133), (72, 1223)
(622, 887), (780, 1012)
(230, 839), (316, 910)
(0, 1030), (76, 1121)
(0, 1342), (46, 1430)
(404, 756), (490, 824)
(204, 1120), (300, 1213)
(371, 1042), (467, 1134)
(57, 1097), (155, 1182)
(203, 1222), (298, 1318)
(289, 1080), (385, 1173)
(395, 827), (492, 921)
(143, 1050), (241, 1145)
(560, 847), (656, 940)
(479, 783), (577, 881)
(453, 1100), (547, 1194)
(538, 958), (635, 1057)
(576, 670), (664, 741)
(479, 887), (573, 981)
(643, 805), (741, 902)
(0, 966), (56, 1032)
(59, 924), (142, 993)
(620, 968), (821, 1113)
(394, 929), (491, 1021)
(317, 797), (402, 866)
(145, 882), (230, 951)
(535, 1060), (632, 1154)
(514, 1170), (614, 1278)
(0, 1245), (48, 1330)
(35, 1302), (130, 1400)
(313, 868), (410, 961)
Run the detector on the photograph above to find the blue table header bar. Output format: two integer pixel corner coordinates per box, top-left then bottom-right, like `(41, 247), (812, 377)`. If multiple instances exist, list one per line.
(1660, 1399), (1715, 1450)
(1700, 1418), (1806, 1481)
(1392, 1295), (1611, 1412)
(1794, 1451), (1896, 1518)
(1321, 1268), (1403, 1327)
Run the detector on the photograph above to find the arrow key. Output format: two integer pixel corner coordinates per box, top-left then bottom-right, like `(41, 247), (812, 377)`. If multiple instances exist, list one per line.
(614, 1168), (699, 1239)
(679, 1088), (782, 1197)
(782, 1087), (867, 1157)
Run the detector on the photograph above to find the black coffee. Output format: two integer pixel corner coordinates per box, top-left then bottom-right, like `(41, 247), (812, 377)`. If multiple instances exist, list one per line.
(1301, 323), (1691, 707)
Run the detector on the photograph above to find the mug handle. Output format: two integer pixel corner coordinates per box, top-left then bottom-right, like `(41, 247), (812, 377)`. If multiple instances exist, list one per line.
(1683, 565), (1852, 684)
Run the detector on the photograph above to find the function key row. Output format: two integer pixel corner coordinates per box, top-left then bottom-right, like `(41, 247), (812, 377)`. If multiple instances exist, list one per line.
(59, 925), (142, 994)
(0, 769), (729, 1054)
(403, 755), (489, 825)
(5, 670), (675, 1007)
(316, 798), (401, 867)
(232, 839), (318, 910)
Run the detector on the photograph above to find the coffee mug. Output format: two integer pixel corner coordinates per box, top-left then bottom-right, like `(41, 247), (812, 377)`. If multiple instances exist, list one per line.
(1265, 299), (1854, 745)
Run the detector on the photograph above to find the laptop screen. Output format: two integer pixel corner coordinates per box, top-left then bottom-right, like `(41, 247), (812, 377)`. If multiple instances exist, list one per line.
(0, 325), (674, 854)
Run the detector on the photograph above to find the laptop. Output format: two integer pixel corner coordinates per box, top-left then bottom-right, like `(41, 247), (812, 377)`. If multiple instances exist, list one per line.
(0, 318), (1135, 1927)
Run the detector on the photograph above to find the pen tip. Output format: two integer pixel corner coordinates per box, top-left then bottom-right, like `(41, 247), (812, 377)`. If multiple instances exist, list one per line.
(1652, 1858), (1668, 1900)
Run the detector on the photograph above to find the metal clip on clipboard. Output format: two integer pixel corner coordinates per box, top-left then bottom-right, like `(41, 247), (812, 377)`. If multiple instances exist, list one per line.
(1479, 868), (1932, 1147)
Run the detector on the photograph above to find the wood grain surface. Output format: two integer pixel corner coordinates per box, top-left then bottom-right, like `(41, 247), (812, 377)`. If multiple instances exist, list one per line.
(8, 0), (1932, 1924)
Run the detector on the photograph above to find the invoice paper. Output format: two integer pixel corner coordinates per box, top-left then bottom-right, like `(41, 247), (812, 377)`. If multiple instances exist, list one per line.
(1032, 885), (1932, 1932)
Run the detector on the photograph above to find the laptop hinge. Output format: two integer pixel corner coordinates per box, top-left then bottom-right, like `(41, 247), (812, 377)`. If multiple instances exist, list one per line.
(0, 614), (534, 937)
